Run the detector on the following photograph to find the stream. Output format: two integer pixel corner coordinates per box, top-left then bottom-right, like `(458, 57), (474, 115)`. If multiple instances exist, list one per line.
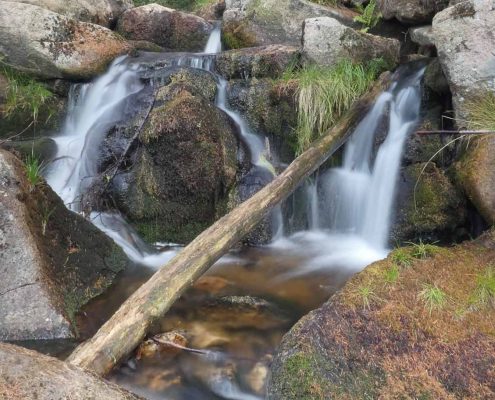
(43, 26), (424, 400)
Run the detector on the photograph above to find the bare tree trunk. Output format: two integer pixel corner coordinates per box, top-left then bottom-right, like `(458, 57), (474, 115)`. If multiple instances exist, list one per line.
(67, 73), (392, 377)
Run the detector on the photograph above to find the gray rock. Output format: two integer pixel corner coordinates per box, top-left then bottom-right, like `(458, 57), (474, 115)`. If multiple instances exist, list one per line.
(409, 25), (435, 46)
(424, 58), (450, 95)
(223, 0), (357, 47)
(302, 17), (400, 67)
(216, 45), (299, 79)
(0, 149), (128, 341)
(432, 0), (495, 121)
(0, 343), (140, 399)
(116, 4), (213, 52)
(1, 0), (133, 27)
(0, 3), (131, 79)
(377, 0), (449, 24)
(0, 150), (71, 341)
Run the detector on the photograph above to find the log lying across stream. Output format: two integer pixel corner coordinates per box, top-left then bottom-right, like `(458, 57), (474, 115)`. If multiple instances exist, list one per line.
(67, 73), (392, 377)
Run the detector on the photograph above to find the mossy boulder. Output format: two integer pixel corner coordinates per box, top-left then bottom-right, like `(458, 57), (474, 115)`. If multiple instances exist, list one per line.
(223, 0), (357, 48)
(393, 162), (467, 243)
(116, 4), (213, 52)
(109, 69), (240, 244)
(0, 149), (128, 340)
(455, 136), (495, 225)
(0, 3), (132, 80)
(268, 232), (495, 399)
(227, 78), (298, 161)
(216, 45), (300, 80)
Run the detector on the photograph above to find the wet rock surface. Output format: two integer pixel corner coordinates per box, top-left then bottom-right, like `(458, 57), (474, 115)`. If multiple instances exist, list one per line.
(268, 231), (495, 399)
(105, 67), (241, 244)
(116, 4), (213, 52)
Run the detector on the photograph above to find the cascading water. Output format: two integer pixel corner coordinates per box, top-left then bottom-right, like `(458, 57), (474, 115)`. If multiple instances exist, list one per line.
(276, 65), (425, 276)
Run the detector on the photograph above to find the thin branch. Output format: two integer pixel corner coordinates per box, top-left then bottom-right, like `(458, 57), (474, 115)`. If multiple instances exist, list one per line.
(416, 130), (495, 136)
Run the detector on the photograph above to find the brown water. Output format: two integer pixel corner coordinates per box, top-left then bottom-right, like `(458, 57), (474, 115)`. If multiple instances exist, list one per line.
(77, 244), (357, 399)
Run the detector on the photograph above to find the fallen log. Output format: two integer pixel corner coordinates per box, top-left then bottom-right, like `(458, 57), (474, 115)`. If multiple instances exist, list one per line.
(67, 73), (392, 377)
(416, 129), (495, 135)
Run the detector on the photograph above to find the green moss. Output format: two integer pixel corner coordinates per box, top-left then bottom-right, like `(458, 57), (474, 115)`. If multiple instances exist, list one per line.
(222, 21), (257, 50)
(136, 220), (209, 244)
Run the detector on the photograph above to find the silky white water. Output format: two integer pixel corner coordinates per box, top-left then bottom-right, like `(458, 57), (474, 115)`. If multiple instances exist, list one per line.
(275, 66), (425, 277)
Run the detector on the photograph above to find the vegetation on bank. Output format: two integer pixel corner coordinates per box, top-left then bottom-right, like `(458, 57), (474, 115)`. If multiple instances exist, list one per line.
(280, 58), (388, 154)
(465, 91), (495, 130)
(353, 0), (382, 32)
(0, 65), (54, 123)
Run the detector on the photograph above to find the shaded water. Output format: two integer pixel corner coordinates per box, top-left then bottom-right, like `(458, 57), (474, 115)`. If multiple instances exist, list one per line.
(42, 24), (425, 400)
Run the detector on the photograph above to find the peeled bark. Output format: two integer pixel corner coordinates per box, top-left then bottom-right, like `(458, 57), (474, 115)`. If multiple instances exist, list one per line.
(67, 73), (392, 376)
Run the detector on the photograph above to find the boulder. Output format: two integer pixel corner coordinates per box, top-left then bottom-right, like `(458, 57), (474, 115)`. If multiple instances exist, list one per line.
(268, 232), (495, 399)
(0, 3), (131, 79)
(409, 25), (435, 46)
(0, 149), (128, 341)
(302, 17), (400, 68)
(107, 68), (240, 244)
(116, 4), (213, 52)
(423, 58), (450, 95)
(377, 0), (449, 24)
(432, 0), (495, 120)
(215, 45), (300, 79)
(1, 0), (133, 27)
(456, 136), (495, 225)
(0, 343), (140, 399)
(222, 0), (357, 48)
(392, 162), (467, 243)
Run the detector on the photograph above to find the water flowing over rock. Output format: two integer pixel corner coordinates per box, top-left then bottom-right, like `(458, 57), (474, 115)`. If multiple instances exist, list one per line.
(377, 0), (449, 24)
(0, 2), (131, 79)
(116, 4), (213, 52)
(268, 231), (495, 399)
(302, 17), (400, 67)
(0, 149), (128, 341)
(0, 343), (140, 399)
(1, 0), (133, 27)
(107, 68), (240, 244)
(223, 0), (357, 47)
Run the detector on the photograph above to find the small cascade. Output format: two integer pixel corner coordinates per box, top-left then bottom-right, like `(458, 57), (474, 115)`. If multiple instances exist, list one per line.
(276, 65), (425, 276)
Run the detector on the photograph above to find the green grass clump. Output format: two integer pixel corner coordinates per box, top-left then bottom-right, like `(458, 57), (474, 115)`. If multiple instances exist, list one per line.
(358, 285), (376, 310)
(282, 59), (387, 154)
(25, 153), (44, 188)
(407, 239), (439, 260)
(384, 264), (400, 284)
(471, 267), (495, 308)
(1, 65), (54, 122)
(353, 0), (382, 33)
(464, 92), (495, 131)
(418, 284), (447, 314)
(391, 248), (414, 267)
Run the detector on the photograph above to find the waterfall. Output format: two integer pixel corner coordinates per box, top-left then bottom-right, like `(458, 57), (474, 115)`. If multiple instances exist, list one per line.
(275, 65), (425, 276)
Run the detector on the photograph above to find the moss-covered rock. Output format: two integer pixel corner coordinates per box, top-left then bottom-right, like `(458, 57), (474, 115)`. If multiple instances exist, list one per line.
(455, 136), (495, 225)
(392, 162), (467, 243)
(0, 149), (128, 340)
(216, 45), (300, 80)
(269, 232), (495, 399)
(110, 69), (240, 244)
(227, 78), (298, 160)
